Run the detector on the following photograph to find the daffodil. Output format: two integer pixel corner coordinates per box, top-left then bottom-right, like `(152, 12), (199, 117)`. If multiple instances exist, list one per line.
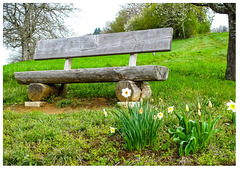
(157, 112), (163, 119)
(151, 98), (154, 103)
(110, 127), (117, 133)
(198, 102), (201, 110)
(227, 100), (236, 112)
(139, 108), (143, 114)
(198, 109), (201, 117)
(122, 88), (131, 98)
(209, 101), (213, 108)
(103, 109), (107, 117)
(153, 115), (157, 120)
(186, 104), (189, 112)
(168, 106), (174, 113)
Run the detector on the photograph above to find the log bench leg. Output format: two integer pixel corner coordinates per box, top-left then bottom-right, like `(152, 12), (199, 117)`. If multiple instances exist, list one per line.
(28, 83), (60, 101)
(59, 84), (68, 97)
(115, 80), (152, 102)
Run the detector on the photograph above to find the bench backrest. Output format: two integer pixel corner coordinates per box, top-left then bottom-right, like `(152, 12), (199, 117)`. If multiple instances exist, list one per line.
(34, 28), (173, 60)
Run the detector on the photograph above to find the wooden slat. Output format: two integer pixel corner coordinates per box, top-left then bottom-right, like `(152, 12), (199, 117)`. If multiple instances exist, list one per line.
(14, 65), (169, 85)
(34, 28), (173, 60)
(129, 54), (137, 66)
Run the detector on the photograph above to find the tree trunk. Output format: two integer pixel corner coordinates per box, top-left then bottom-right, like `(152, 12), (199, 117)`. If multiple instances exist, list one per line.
(225, 11), (236, 81)
(22, 40), (31, 61)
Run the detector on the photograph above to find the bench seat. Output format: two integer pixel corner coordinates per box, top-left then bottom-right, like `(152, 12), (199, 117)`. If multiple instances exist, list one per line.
(15, 65), (169, 85)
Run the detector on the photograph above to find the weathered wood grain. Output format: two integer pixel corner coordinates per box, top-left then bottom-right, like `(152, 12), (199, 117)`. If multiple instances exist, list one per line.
(34, 28), (173, 60)
(116, 81), (152, 102)
(135, 81), (152, 99)
(116, 80), (141, 102)
(28, 83), (59, 101)
(14, 65), (169, 85)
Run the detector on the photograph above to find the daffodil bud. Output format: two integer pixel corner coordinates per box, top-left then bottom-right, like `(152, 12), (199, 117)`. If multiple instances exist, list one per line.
(209, 101), (212, 108)
(198, 109), (201, 117)
(186, 104), (189, 112)
(198, 102), (201, 110)
(139, 108), (143, 114)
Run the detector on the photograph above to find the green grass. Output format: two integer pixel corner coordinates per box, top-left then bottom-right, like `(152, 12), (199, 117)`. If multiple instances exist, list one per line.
(3, 106), (235, 165)
(3, 32), (236, 165)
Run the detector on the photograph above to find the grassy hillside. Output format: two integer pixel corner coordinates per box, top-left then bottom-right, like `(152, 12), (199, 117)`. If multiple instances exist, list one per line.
(3, 32), (235, 106)
(3, 32), (236, 165)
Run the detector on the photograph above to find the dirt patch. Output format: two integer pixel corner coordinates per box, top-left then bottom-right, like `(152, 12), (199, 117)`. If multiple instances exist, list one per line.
(4, 97), (116, 114)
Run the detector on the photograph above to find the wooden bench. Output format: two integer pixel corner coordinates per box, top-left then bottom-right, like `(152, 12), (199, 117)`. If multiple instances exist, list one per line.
(14, 28), (173, 103)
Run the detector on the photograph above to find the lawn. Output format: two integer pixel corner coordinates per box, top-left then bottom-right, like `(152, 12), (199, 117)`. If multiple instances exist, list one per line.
(3, 32), (236, 165)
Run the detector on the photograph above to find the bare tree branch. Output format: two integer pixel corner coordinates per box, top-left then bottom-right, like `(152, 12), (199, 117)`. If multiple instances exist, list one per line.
(3, 3), (80, 61)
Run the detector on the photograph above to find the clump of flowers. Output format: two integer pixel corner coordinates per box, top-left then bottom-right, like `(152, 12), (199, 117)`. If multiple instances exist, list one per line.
(168, 100), (221, 156)
(112, 91), (164, 151)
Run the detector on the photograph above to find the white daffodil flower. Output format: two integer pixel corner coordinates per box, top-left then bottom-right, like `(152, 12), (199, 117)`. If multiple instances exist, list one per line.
(227, 100), (236, 112)
(168, 106), (174, 113)
(103, 109), (107, 117)
(110, 127), (117, 133)
(157, 112), (163, 119)
(122, 88), (131, 98)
